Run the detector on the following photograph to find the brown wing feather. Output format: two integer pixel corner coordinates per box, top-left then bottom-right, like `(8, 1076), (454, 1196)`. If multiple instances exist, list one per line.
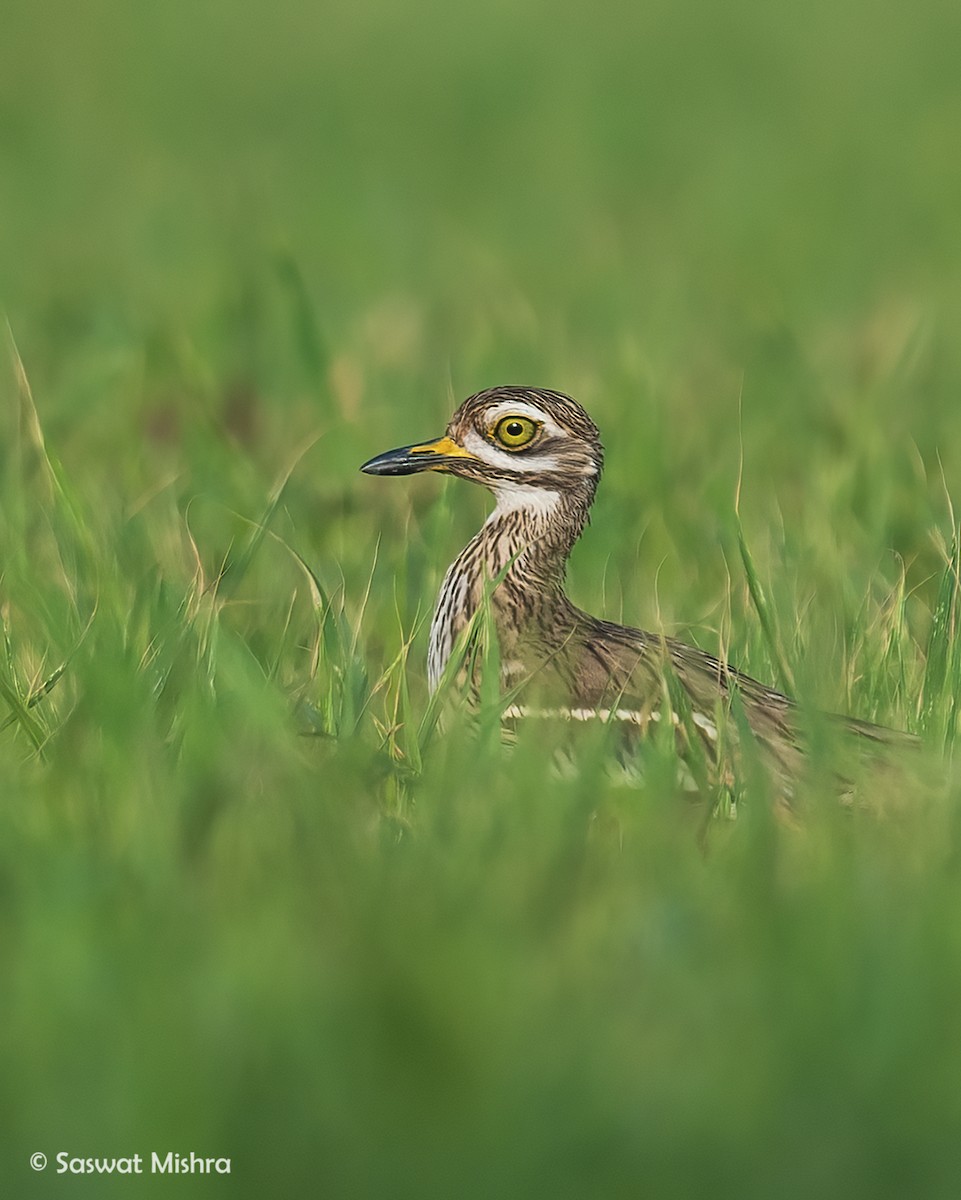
(540, 613), (917, 784)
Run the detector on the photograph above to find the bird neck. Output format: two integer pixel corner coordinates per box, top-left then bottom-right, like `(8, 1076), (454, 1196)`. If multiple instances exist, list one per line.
(479, 482), (592, 586)
(427, 480), (596, 690)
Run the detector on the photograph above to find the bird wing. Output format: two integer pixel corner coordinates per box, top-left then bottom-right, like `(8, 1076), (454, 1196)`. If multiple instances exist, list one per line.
(554, 616), (916, 777)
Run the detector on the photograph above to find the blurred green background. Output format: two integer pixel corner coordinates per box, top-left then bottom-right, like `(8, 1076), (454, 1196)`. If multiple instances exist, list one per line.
(3, 0), (961, 1196)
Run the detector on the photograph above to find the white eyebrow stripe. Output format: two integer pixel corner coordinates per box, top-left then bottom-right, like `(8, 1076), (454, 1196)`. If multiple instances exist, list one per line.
(462, 429), (561, 474)
(484, 399), (565, 438)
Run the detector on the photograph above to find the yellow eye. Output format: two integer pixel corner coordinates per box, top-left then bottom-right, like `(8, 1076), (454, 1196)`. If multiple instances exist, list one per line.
(492, 415), (539, 450)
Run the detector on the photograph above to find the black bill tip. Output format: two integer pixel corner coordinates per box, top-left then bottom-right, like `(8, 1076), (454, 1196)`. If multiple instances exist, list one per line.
(360, 444), (444, 476)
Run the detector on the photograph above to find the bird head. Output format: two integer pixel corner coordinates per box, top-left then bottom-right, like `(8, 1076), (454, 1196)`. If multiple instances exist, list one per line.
(360, 387), (604, 502)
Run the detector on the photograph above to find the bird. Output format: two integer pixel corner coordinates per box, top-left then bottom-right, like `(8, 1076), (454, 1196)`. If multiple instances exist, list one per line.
(360, 386), (914, 789)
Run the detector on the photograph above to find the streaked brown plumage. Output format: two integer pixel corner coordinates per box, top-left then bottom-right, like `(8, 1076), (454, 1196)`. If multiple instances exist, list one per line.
(361, 386), (913, 784)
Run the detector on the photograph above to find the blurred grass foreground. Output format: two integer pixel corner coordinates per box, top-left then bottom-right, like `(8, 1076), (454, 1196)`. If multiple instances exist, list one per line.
(4, 0), (961, 1196)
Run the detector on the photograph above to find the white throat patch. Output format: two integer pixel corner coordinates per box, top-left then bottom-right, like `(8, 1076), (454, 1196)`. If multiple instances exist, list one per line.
(486, 484), (561, 523)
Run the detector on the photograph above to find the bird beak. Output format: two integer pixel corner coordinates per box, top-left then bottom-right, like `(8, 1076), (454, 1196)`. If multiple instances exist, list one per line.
(360, 435), (476, 476)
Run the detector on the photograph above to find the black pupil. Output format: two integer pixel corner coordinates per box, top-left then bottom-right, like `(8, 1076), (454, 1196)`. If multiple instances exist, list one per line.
(506, 422), (523, 438)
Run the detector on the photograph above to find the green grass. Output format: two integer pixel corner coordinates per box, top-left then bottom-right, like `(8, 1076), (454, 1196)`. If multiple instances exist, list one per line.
(4, 0), (961, 1195)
